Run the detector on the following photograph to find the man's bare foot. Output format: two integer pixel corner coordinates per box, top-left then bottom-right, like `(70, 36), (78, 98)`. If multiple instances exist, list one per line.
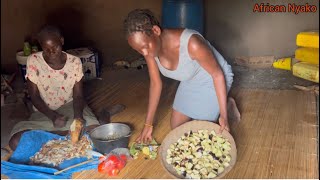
(97, 104), (126, 125)
(227, 97), (241, 123)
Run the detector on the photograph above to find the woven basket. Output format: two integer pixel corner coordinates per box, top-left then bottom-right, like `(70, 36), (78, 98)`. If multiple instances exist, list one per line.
(159, 120), (237, 179)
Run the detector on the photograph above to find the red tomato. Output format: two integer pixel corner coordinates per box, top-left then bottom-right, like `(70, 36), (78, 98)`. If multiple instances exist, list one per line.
(99, 155), (126, 175)
(98, 161), (108, 173)
(116, 159), (126, 169)
(119, 154), (127, 162)
(108, 168), (120, 176)
(98, 160), (114, 174)
(107, 155), (119, 164)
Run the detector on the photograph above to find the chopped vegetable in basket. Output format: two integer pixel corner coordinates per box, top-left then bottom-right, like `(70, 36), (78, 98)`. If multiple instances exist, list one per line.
(166, 130), (232, 179)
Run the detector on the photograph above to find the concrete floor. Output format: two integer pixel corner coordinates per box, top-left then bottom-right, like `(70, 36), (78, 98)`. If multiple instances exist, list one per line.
(232, 65), (317, 89)
(1, 65), (318, 151)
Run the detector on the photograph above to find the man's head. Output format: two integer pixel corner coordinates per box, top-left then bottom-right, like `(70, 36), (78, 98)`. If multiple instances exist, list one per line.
(124, 9), (162, 57)
(37, 25), (64, 60)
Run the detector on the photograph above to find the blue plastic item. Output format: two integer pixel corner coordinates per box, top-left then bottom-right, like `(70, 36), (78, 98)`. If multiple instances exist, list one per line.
(162, 0), (204, 34)
(1, 130), (98, 179)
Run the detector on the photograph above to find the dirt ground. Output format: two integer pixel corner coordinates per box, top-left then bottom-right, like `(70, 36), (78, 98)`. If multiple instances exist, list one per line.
(232, 65), (317, 89)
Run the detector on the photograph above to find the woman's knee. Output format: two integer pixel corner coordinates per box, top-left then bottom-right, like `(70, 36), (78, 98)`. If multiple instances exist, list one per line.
(170, 109), (191, 129)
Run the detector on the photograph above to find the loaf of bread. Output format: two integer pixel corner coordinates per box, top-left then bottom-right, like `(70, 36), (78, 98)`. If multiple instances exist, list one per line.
(70, 118), (84, 144)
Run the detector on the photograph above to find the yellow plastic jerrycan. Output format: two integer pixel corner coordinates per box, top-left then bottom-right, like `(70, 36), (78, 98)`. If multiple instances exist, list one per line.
(292, 62), (319, 83)
(296, 31), (319, 48)
(295, 47), (319, 65)
(273, 57), (299, 71)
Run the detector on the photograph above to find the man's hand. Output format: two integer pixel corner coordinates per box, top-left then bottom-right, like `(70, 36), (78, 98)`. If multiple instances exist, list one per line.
(219, 116), (230, 133)
(136, 126), (153, 144)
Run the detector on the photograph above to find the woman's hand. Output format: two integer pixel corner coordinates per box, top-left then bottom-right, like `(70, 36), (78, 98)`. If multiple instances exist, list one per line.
(50, 112), (67, 128)
(218, 116), (230, 133)
(53, 114), (67, 128)
(136, 125), (153, 144)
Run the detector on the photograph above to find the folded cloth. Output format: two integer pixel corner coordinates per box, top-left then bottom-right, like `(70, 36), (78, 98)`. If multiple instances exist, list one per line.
(1, 130), (98, 179)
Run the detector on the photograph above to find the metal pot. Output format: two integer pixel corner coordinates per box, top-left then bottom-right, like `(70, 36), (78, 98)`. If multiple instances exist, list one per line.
(89, 123), (132, 154)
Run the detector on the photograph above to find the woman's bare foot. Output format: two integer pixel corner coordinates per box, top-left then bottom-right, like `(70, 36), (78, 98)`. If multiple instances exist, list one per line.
(227, 97), (241, 123)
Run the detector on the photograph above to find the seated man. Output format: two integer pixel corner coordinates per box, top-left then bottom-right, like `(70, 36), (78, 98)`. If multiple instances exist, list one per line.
(9, 25), (125, 150)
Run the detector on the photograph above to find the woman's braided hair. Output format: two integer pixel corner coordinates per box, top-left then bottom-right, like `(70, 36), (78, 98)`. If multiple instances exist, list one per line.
(124, 9), (161, 37)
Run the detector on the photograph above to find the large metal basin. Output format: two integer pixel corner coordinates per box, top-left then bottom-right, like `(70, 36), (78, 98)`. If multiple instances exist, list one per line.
(89, 123), (131, 154)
